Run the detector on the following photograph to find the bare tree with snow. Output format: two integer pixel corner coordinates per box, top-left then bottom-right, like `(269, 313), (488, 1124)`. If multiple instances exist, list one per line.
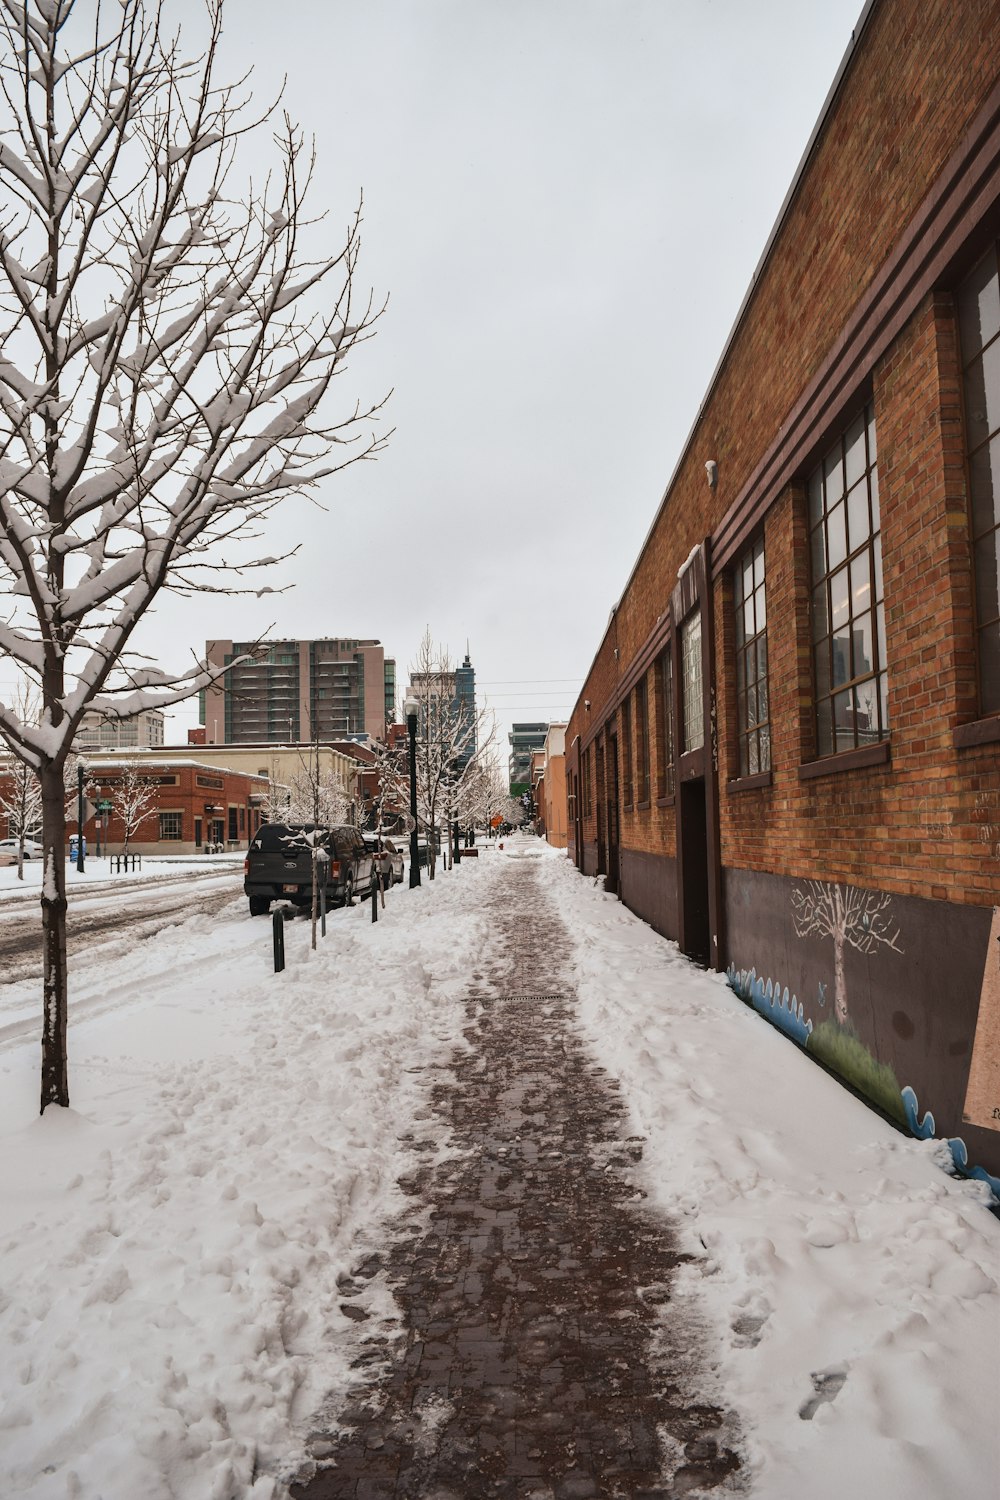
(0, 681), (43, 876)
(791, 880), (903, 1026)
(109, 763), (158, 856)
(0, 0), (387, 1109)
(454, 751), (505, 841)
(407, 630), (495, 878)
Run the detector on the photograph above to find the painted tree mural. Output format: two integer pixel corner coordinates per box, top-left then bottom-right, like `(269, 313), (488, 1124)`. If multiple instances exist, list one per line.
(791, 881), (902, 1025)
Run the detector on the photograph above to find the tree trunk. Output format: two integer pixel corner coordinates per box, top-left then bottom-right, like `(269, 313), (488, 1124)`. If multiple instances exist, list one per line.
(833, 929), (848, 1027)
(39, 761), (69, 1111)
(829, 884), (849, 1025)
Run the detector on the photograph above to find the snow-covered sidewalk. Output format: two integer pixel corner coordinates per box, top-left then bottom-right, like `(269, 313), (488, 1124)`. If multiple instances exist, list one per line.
(0, 839), (997, 1498)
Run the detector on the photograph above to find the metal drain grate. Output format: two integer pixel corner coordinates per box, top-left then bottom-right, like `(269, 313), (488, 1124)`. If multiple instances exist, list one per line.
(494, 993), (566, 1002)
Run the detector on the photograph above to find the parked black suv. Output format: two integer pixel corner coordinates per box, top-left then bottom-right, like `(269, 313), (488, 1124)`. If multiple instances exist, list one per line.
(244, 824), (375, 916)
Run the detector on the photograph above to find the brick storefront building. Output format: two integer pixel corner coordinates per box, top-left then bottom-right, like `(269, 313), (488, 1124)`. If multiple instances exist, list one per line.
(0, 757), (270, 855)
(567, 0), (1000, 1187)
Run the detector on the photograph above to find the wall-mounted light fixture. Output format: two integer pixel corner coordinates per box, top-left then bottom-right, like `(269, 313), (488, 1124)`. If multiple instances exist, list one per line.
(705, 459), (718, 489)
(584, 699), (591, 711)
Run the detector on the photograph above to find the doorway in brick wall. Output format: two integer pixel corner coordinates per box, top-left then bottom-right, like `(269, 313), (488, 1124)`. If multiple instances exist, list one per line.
(679, 775), (711, 965)
(595, 739), (606, 875)
(606, 733), (620, 895)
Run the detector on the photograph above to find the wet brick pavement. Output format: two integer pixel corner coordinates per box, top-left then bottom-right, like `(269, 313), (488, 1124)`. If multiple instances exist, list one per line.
(291, 856), (742, 1498)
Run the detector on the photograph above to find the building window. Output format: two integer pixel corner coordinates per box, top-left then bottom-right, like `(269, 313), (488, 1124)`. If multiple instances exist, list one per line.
(656, 647), (675, 797)
(582, 747), (593, 819)
(808, 402), (887, 754)
(635, 675), (650, 804)
(734, 536), (770, 775)
(957, 243), (1000, 714)
(159, 811), (183, 841)
(680, 611), (704, 752)
(621, 698), (634, 808)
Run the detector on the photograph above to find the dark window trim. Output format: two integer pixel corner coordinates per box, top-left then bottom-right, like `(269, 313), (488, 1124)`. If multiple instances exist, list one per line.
(656, 793), (676, 810)
(727, 770), (774, 793)
(636, 798), (651, 812)
(953, 714), (1000, 748)
(798, 740), (891, 780)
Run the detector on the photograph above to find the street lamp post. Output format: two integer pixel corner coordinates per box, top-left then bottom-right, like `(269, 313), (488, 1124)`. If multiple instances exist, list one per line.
(404, 695), (421, 888)
(76, 763), (85, 873)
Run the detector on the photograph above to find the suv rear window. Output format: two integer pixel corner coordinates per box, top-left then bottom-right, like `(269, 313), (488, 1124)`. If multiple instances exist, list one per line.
(251, 823), (361, 855)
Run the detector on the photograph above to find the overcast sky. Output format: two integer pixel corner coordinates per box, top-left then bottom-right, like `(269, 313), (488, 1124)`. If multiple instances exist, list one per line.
(143, 0), (865, 753)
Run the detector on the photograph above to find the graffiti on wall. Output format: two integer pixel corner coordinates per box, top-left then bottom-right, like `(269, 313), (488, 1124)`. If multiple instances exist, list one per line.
(973, 791), (1000, 861)
(790, 880), (902, 1026)
(726, 879), (1000, 1200)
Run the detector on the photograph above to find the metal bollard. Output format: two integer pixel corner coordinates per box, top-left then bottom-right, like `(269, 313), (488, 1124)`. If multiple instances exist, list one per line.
(371, 877), (378, 922)
(320, 882), (326, 937)
(272, 909), (285, 972)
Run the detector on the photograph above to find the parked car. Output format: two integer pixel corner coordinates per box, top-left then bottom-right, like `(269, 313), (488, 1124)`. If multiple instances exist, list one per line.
(362, 834), (405, 885)
(244, 824), (375, 916)
(0, 837), (43, 859)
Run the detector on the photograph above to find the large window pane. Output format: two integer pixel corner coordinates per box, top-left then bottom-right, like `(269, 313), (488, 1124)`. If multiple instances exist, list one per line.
(968, 432), (1000, 539)
(964, 339), (1000, 449)
(975, 531), (1000, 626)
(827, 501), (847, 570)
(957, 245), (1000, 359)
(845, 411), (867, 488)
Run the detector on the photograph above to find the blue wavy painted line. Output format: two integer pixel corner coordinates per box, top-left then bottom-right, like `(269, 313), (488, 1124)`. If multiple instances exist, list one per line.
(726, 965), (813, 1047)
(901, 1086), (1000, 1200)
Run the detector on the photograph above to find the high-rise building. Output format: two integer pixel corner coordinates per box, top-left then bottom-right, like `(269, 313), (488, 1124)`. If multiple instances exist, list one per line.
(201, 638), (393, 744)
(508, 722), (548, 790)
(76, 708), (165, 749)
(407, 651), (478, 771)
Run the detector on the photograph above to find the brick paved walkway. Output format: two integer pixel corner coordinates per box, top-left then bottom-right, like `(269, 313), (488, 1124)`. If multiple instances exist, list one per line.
(292, 856), (741, 1499)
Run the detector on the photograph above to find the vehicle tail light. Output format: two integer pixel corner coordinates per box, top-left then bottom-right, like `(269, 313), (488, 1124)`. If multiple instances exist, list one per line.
(330, 860), (341, 878)
(243, 856), (248, 874)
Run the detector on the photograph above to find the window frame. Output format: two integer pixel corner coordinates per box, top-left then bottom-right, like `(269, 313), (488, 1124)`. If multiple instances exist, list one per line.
(956, 241), (1000, 720)
(621, 697), (634, 809)
(733, 535), (771, 777)
(159, 810), (183, 841)
(656, 645), (676, 799)
(806, 400), (888, 759)
(634, 673), (650, 806)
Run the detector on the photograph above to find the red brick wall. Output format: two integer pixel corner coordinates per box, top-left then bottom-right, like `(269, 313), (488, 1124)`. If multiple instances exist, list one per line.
(569, 0), (1000, 910)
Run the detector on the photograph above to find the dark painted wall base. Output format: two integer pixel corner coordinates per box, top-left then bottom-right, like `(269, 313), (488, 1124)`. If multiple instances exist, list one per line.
(619, 849), (678, 942)
(723, 866), (999, 1183)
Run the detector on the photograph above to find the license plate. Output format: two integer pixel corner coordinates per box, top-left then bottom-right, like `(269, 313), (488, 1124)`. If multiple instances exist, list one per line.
(283, 883), (298, 893)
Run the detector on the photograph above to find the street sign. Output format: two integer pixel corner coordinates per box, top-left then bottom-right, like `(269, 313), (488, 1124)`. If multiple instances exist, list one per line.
(96, 799), (113, 813)
(83, 798), (97, 821)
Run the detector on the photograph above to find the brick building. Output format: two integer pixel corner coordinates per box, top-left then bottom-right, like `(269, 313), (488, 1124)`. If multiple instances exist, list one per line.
(566, 0), (1000, 1189)
(0, 755), (270, 854)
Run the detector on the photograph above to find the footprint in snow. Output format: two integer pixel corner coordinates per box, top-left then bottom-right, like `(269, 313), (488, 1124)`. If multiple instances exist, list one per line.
(798, 1365), (848, 1420)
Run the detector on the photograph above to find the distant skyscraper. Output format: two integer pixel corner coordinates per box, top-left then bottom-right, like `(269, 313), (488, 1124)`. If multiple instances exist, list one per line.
(407, 650), (478, 771)
(509, 722), (548, 789)
(76, 708), (165, 749)
(201, 638), (394, 744)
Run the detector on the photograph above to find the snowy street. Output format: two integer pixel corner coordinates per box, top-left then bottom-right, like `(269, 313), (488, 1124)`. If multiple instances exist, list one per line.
(0, 861), (243, 1012)
(0, 841), (997, 1498)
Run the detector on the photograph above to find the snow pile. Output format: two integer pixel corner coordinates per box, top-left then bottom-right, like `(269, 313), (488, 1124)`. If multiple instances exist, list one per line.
(0, 873), (486, 1499)
(550, 852), (1000, 1500)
